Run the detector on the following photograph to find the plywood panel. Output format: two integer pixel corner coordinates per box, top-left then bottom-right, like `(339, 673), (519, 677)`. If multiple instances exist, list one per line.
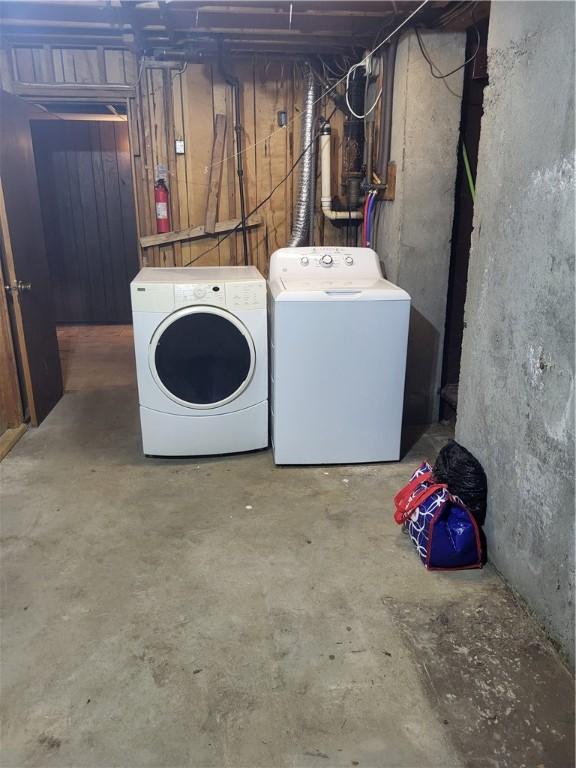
(52, 48), (65, 82)
(104, 49), (126, 84)
(211, 66), (233, 265)
(234, 57), (259, 267)
(0, 49), (13, 92)
(254, 58), (292, 274)
(179, 63), (215, 267)
(31, 48), (51, 83)
(67, 48), (99, 83)
(61, 49), (77, 82)
(5, 45), (136, 87)
(123, 51), (137, 84)
(13, 48), (35, 82)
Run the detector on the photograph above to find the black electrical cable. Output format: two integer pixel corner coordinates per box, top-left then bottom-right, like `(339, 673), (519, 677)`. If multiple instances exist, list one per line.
(414, 23), (480, 81)
(183, 106), (337, 267)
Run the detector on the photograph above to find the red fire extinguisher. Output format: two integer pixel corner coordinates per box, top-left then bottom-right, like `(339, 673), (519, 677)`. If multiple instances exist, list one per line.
(154, 178), (170, 234)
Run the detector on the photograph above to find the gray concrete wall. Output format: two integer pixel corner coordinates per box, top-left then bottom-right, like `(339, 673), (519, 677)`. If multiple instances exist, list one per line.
(375, 30), (465, 425)
(457, 1), (575, 665)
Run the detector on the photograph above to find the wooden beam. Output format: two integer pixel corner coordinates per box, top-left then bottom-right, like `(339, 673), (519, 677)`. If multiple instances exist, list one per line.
(11, 83), (135, 100)
(204, 113), (227, 235)
(36, 113), (127, 121)
(139, 215), (261, 249)
(1, 32), (134, 47)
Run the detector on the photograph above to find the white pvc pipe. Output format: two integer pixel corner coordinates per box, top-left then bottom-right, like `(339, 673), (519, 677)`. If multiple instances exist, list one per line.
(320, 125), (363, 220)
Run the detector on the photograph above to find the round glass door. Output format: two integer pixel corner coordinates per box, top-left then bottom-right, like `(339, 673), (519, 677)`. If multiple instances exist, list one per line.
(149, 307), (255, 409)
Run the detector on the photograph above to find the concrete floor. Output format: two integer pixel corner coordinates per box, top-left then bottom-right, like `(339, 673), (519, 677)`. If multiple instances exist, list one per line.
(1, 353), (574, 766)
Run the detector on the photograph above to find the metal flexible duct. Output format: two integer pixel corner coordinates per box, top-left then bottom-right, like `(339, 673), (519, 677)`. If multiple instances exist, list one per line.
(288, 66), (319, 246)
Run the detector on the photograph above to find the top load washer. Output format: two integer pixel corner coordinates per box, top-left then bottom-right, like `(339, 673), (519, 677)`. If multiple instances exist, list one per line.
(131, 266), (267, 456)
(268, 247), (410, 464)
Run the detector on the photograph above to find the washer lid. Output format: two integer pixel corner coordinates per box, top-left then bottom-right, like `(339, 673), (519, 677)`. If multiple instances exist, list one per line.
(276, 277), (410, 301)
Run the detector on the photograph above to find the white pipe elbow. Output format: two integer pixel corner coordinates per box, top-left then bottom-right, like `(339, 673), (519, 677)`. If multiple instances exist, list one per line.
(321, 199), (363, 220)
(320, 122), (363, 221)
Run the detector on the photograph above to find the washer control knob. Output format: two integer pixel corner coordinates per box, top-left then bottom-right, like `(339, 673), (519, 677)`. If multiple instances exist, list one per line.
(300, 256), (309, 266)
(321, 254), (333, 267)
(345, 256), (354, 265)
(193, 286), (206, 299)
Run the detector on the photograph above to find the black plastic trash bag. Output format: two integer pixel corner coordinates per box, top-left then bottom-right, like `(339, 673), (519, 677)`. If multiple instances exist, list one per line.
(433, 440), (487, 526)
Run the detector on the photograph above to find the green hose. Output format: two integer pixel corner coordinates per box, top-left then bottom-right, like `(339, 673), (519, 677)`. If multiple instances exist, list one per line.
(462, 140), (476, 203)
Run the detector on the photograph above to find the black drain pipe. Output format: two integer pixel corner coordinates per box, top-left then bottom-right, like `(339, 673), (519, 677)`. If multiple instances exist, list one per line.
(377, 39), (398, 181)
(218, 41), (249, 265)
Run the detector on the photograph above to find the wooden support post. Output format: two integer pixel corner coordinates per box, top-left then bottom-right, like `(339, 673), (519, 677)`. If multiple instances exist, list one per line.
(204, 113), (227, 234)
(383, 162), (397, 202)
(225, 85), (237, 264)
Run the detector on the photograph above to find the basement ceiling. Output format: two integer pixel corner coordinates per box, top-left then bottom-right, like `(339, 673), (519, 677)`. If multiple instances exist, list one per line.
(0, 1), (489, 55)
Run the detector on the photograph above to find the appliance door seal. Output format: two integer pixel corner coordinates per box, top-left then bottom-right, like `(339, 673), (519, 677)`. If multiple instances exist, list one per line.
(149, 306), (256, 410)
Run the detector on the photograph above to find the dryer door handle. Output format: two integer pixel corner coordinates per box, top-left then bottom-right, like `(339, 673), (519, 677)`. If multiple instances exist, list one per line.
(323, 290), (362, 297)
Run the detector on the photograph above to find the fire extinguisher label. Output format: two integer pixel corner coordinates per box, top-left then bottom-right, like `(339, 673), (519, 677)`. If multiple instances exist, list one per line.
(156, 202), (168, 219)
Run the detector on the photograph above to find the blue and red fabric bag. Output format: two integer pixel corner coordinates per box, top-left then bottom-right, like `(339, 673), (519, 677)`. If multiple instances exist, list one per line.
(394, 462), (483, 570)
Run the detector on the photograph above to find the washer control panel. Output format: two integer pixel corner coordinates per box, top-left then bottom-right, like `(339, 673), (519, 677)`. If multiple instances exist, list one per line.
(299, 252), (352, 268)
(171, 281), (266, 310)
(132, 280), (266, 312)
(270, 247), (380, 283)
(225, 281), (267, 310)
(175, 283), (226, 308)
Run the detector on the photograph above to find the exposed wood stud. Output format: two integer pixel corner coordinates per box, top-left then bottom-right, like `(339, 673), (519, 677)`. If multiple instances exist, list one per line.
(204, 113), (227, 235)
(382, 162), (397, 201)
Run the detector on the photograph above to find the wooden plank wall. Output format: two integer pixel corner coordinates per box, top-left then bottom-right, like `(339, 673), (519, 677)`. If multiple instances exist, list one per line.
(31, 120), (140, 323)
(0, 45), (351, 275)
(8, 45), (137, 85)
(133, 57), (348, 273)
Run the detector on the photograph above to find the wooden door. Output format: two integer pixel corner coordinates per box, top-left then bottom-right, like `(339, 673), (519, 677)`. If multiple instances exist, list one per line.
(0, 90), (63, 425)
(31, 120), (139, 324)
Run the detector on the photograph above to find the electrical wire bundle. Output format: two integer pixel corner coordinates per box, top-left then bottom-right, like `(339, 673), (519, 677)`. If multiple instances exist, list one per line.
(345, 62), (382, 120)
(317, 54), (355, 83)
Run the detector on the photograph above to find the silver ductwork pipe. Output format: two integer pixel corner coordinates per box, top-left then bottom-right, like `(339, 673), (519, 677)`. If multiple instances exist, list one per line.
(287, 66), (319, 247)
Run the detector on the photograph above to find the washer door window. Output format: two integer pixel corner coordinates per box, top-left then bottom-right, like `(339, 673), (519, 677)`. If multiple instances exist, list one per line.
(150, 307), (255, 409)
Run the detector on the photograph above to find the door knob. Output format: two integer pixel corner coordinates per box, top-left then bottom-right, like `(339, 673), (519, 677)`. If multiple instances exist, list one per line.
(4, 280), (32, 294)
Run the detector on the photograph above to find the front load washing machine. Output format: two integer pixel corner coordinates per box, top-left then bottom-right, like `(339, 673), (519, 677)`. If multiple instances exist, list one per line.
(268, 247), (410, 464)
(131, 266), (268, 456)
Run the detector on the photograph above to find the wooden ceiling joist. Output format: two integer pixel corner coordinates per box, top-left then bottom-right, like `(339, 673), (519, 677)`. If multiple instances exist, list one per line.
(0, 1), (489, 54)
